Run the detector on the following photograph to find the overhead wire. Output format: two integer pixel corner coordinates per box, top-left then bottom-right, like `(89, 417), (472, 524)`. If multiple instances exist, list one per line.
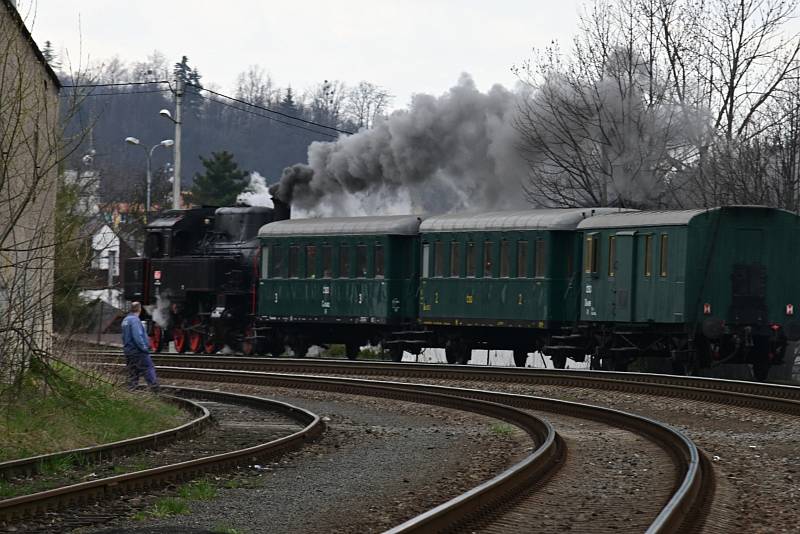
(185, 82), (354, 135)
(59, 88), (173, 97)
(58, 80), (353, 138)
(198, 92), (339, 139)
(60, 80), (170, 88)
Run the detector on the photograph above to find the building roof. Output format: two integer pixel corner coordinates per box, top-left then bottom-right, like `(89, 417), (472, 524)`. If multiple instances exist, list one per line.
(258, 215), (424, 237)
(420, 208), (629, 232)
(2, 0), (62, 89)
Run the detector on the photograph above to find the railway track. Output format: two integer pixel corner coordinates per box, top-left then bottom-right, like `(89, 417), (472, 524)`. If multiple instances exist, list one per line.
(95, 363), (711, 533)
(0, 386), (323, 527)
(82, 352), (800, 412)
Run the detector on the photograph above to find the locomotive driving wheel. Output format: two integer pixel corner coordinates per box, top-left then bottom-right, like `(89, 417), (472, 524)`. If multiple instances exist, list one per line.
(241, 326), (260, 356)
(149, 324), (164, 352)
(203, 326), (219, 354)
(188, 318), (203, 353)
(172, 325), (187, 353)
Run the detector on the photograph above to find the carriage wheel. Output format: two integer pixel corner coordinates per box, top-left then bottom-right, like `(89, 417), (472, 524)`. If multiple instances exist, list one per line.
(345, 342), (360, 360)
(513, 349), (528, 367)
(551, 354), (567, 369)
(389, 346), (404, 362)
(149, 324), (163, 352)
(291, 342), (309, 358)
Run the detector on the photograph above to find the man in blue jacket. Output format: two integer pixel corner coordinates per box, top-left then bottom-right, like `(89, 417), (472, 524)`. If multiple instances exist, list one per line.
(121, 302), (159, 392)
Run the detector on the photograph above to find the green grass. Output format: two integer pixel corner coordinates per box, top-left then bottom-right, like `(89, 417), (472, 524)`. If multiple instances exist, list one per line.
(150, 497), (189, 518)
(0, 364), (186, 462)
(489, 422), (517, 436)
(178, 480), (217, 500)
(0, 481), (15, 498)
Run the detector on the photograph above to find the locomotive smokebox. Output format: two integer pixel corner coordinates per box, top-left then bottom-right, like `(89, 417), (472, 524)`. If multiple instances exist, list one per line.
(272, 195), (291, 221)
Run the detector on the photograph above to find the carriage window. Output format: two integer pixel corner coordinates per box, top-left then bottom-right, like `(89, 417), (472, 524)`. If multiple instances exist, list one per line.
(608, 236), (616, 277)
(273, 245), (285, 277)
(261, 245), (270, 278)
(288, 245), (300, 278)
(517, 241), (528, 278)
(644, 235), (653, 277)
(356, 245), (368, 277)
(483, 240), (494, 277)
(535, 239), (546, 278)
(306, 245), (317, 278)
(434, 241), (445, 277)
(450, 242), (460, 277)
(422, 244), (431, 278)
(500, 240), (510, 278)
(375, 244), (385, 278)
(659, 234), (668, 277)
(339, 245), (350, 278)
(584, 235), (599, 274)
(322, 245), (333, 278)
(466, 242), (476, 277)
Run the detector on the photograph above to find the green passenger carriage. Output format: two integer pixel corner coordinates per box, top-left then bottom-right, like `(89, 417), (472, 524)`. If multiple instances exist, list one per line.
(417, 209), (620, 366)
(256, 215), (423, 360)
(573, 206), (800, 379)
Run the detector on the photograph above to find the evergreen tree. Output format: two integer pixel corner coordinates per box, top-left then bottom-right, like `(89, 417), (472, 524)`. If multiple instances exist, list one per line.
(174, 55), (204, 114)
(280, 86), (297, 115)
(41, 40), (61, 70)
(191, 151), (248, 206)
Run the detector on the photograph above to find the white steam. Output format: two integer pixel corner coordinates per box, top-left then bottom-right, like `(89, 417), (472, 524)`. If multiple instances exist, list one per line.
(237, 172), (274, 208)
(145, 294), (171, 329)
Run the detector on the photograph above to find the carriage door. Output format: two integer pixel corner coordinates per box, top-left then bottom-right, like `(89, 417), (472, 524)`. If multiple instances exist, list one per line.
(731, 228), (766, 323)
(612, 231), (637, 322)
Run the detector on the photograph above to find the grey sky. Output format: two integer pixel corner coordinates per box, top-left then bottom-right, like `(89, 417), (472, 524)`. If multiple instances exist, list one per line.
(21, 0), (584, 107)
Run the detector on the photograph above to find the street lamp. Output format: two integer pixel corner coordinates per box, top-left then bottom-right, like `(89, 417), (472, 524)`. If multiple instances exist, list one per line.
(160, 100), (182, 210)
(125, 137), (174, 223)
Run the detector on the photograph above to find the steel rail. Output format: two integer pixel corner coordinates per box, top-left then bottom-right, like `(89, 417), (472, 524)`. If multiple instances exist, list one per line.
(142, 365), (710, 533)
(83, 352), (800, 415)
(0, 395), (210, 481)
(0, 386), (323, 522)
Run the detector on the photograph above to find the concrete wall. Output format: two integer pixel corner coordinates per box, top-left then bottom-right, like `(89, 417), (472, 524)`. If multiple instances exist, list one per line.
(0, 1), (60, 363)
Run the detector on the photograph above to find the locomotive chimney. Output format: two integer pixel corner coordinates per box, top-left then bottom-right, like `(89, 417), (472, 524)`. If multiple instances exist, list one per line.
(272, 195), (291, 221)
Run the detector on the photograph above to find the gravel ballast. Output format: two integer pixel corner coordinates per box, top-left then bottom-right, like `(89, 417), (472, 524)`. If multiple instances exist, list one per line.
(80, 381), (533, 534)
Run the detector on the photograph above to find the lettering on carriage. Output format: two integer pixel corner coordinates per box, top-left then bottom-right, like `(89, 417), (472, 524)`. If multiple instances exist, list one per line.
(585, 284), (592, 294)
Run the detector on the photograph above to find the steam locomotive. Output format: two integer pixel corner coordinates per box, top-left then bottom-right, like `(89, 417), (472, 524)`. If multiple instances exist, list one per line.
(124, 201), (800, 380)
(123, 199), (290, 354)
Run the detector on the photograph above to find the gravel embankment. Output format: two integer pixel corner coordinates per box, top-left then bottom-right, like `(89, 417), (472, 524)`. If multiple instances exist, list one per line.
(351, 375), (798, 534)
(77, 380), (533, 534)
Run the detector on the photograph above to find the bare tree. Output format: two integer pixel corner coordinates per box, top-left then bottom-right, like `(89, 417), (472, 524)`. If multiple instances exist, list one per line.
(516, 0), (800, 209)
(345, 81), (393, 129)
(515, 2), (698, 208)
(234, 65), (276, 107)
(305, 79), (346, 128)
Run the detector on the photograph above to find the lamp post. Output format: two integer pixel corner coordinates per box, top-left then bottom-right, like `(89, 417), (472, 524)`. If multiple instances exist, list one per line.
(124, 137), (174, 223)
(160, 80), (182, 210)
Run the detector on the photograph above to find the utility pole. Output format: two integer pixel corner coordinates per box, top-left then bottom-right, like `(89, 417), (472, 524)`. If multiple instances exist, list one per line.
(173, 76), (183, 209)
